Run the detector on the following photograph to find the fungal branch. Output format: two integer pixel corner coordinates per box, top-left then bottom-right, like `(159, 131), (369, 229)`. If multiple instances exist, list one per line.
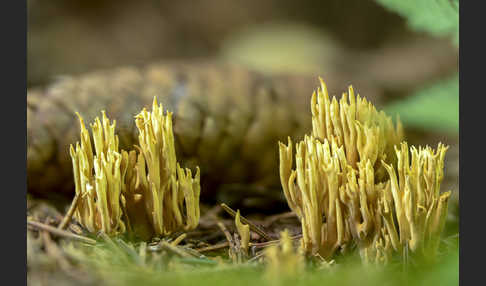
(279, 78), (451, 263)
(310, 77), (403, 179)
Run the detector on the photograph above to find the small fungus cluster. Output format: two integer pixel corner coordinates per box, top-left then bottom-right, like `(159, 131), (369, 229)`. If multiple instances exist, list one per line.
(279, 78), (451, 263)
(70, 98), (200, 239)
(264, 230), (304, 280)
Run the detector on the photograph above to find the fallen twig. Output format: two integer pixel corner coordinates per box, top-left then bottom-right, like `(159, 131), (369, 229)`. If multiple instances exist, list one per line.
(170, 233), (187, 247)
(27, 219), (96, 245)
(217, 222), (234, 247)
(217, 221), (237, 262)
(181, 246), (204, 258)
(220, 203), (272, 241)
(247, 251), (266, 263)
(58, 194), (80, 230)
(250, 234), (303, 249)
(159, 241), (193, 258)
(195, 242), (230, 253)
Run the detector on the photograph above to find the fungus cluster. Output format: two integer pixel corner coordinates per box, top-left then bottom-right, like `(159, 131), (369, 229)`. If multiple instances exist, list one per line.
(70, 98), (200, 239)
(279, 79), (451, 263)
(264, 230), (304, 280)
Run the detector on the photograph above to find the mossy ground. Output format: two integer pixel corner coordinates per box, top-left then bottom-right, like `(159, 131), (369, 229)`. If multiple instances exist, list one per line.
(27, 196), (458, 286)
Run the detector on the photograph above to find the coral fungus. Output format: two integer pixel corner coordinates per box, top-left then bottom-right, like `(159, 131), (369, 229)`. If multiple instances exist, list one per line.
(70, 98), (201, 239)
(279, 78), (450, 263)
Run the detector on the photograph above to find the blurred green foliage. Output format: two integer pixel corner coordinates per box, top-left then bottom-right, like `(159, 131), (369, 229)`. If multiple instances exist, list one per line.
(376, 0), (459, 45)
(69, 241), (458, 286)
(57, 224), (458, 286)
(377, 0), (459, 134)
(385, 73), (459, 134)
(112, 258), (458, 286)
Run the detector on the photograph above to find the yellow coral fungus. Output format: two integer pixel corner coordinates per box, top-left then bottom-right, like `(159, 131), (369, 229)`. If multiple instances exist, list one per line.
(70, 111), (126, 235)
(381, 142), (451, 259)
(132, 97), (201, 236)
(279, 78), (451, 264)
(70, 97), (201, 239)
(360, 227), (394, 265)
(264, 230), (304, 280)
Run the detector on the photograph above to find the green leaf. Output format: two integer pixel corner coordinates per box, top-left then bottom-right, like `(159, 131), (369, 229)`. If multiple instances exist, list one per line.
(375, 0), (459, 46)
(385, 74), (459, 134)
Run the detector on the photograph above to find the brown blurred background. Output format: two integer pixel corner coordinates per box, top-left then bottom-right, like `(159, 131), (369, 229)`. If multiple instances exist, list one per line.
(27, 0), (458, 213)
(28, 0), (455, 87)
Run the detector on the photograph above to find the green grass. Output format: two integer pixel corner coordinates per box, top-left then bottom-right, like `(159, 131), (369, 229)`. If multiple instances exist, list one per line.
(62, 234), (458, 286)
(92, 251), (459, 286)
